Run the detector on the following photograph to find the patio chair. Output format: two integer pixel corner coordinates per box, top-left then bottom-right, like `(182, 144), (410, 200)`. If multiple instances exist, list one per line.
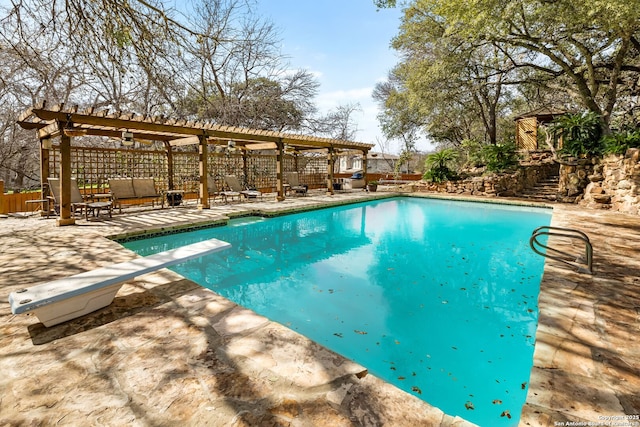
(224, 175), (262, 200)
(284, 172), (308, 196)
(208, 176), (241, 203)
(47, 177), (88, 217)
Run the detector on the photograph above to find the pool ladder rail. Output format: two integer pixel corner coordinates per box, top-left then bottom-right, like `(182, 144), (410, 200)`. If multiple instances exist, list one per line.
(529, 226), (594, 275)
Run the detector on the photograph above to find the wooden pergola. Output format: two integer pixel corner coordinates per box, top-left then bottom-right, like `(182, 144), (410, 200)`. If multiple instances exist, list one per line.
(17, 102), (374, 226)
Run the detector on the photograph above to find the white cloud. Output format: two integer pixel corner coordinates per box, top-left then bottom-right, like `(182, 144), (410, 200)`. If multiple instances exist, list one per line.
(316, 87), (374, 111)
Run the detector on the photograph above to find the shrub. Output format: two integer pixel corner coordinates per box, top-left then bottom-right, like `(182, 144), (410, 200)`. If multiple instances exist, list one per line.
(551, 111), (604, 158)
(460, 139), (485, 168)
(423, 148), (459, 182)
(602, 130), (640, 155)
(481, 142), (520, 172)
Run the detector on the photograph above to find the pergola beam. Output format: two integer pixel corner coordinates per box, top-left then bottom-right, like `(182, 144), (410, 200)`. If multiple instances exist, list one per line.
(21, 104), (373, 153)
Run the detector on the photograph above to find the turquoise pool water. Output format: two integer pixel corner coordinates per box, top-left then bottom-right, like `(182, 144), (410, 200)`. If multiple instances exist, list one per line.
(122, 197), (551, 426)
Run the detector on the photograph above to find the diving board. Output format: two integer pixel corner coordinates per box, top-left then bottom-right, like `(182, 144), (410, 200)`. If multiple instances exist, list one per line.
(8, 238), (231, 327)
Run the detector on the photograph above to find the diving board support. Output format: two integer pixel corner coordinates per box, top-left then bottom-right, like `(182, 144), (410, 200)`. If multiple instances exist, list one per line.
(8, 238), (232, 327)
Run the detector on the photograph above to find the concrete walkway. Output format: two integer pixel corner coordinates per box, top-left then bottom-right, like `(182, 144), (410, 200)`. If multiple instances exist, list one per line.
(1, 191), (638, 426)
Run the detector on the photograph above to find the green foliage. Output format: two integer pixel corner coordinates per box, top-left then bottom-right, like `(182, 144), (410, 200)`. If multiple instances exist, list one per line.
(374, 0), (640, 145)
(423, 148), (459, 182)
(481, 142), (520, 172)
(551, 112), (604, 158)
(602, 130), (640, 155)
(460, 139), (485, 168)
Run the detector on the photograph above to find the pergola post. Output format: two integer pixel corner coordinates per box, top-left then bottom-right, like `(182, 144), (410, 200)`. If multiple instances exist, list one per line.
(197, 135), (209, 209)
(326, 147), (335, 195)
(40, 137), (51, 213)
(165, 141), (174, 190)
(242, 149), (249, 187)
(57, 122), (75, 226)
(362, 149), (369, 182)
(275, 140), (285, 201)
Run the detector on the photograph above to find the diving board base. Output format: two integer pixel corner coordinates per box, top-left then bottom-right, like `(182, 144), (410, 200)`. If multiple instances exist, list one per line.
(30, 283), (122, 327)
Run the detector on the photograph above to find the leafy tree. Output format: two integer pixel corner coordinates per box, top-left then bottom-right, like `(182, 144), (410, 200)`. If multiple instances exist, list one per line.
(375, 0), (640, 137)
(374, 1), (520, 146)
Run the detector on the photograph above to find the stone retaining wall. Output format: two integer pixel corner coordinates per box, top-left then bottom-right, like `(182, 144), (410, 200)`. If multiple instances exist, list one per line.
(410, 161), (559, 197)
(581, 148), (640, 215)
(557, 159), (596, 203)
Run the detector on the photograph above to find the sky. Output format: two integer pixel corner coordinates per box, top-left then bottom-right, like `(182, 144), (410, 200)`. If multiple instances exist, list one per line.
(252, 0), (415, 152)
(0, 0), (415, 152)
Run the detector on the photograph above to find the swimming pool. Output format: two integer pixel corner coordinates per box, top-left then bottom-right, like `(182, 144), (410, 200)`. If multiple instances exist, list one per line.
(122, 197), (551, 426)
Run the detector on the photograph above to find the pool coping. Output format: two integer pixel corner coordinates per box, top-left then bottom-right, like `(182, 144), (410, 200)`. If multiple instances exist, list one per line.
(1, 191), (639, 426)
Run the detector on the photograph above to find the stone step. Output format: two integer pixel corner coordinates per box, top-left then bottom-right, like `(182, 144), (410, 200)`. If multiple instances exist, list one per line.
(517, 176), (559, 201)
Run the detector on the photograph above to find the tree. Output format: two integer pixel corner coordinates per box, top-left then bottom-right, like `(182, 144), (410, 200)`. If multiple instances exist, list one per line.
(0, 0), (327, 188)
(373, 70), (424, 150)
(374, 1), (518, 146)
(308, 103), (362, 141)
(385, 0), (640, 134)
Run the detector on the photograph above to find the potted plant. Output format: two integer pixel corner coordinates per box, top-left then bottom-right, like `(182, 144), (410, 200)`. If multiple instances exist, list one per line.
(367, 180), (378, 192)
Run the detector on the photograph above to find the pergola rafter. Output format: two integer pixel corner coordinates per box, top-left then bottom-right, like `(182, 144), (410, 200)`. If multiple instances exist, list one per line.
(17, 101), (374, 226)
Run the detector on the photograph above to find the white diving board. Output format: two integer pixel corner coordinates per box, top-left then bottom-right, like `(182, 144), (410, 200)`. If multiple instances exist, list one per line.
(9, 238), (231, 327)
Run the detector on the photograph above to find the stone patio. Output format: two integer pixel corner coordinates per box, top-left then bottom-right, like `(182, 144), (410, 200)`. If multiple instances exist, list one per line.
(1, 191), (638, 426)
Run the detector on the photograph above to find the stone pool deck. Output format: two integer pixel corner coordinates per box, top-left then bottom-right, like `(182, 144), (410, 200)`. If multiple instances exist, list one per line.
(1, 191), (638, 426)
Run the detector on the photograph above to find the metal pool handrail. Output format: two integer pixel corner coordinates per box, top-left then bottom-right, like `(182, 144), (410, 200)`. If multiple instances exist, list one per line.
(529, 226), (593, 275)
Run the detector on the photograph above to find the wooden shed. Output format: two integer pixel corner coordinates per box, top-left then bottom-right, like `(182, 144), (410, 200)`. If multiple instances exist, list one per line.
(515, 107), (566, 151)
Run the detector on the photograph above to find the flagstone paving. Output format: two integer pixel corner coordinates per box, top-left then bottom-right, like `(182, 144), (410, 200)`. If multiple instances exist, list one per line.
(1, 191), (638, 426)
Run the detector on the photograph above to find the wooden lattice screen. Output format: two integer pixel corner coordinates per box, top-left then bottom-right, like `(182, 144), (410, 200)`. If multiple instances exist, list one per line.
(49, 146), (168, 192)
(49, 146), (330, 193)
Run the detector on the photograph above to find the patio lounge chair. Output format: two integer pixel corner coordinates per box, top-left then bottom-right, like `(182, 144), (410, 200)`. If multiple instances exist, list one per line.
(47, 177), (87, 217)
(224, 175), (262, 200)
(284, 172), (308, 196)
(208, 176), (241, 203)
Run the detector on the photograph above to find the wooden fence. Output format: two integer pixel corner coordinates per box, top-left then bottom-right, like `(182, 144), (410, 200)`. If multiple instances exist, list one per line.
(0, 182), (46, 214)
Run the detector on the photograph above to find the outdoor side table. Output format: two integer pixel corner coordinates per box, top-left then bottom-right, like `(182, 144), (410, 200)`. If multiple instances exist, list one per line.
(86, 201), (112, 220)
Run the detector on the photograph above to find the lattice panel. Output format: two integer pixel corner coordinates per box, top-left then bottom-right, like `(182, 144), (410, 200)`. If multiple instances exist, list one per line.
(296, 155), (328, 188)
(47, 146), (332, 194)
(172, 152), (200, 192)
(49, 146), (167, 192)
(245, 154), (276, 190)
